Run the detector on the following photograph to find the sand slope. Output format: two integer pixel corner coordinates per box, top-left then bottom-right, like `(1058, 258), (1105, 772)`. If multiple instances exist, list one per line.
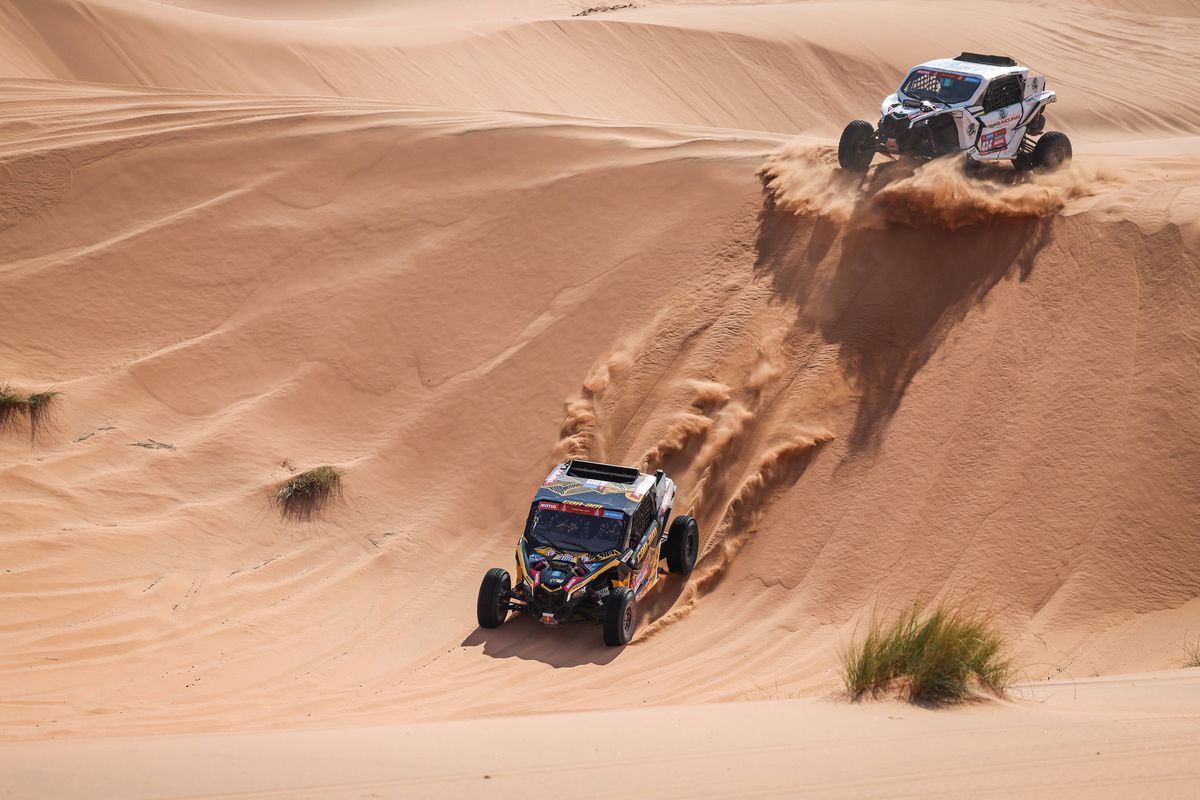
(1, 1), (1198, 786)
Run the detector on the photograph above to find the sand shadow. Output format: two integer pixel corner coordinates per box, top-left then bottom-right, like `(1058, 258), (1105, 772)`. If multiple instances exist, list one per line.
(754, 184), (1051, 454)
(462, 614), (623, 667)
(636, 571), (689, 621)
(462, 569), (690, 665)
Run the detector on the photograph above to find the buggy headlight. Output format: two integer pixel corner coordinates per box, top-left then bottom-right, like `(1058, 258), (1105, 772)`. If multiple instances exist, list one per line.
(565, 572), (588, 598)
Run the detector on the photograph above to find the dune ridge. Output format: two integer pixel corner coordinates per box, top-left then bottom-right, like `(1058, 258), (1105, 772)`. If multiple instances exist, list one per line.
(3, 0), (1200, 135)
(760, 141), (1108, 230)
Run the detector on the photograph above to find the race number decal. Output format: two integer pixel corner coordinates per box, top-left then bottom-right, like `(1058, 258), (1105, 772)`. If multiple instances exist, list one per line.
(981, 130), (1007, 153)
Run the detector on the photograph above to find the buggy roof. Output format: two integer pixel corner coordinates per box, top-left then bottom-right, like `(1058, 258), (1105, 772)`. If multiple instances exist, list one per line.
(913, 56), (1028, 82)
(532, 459), (657, 516)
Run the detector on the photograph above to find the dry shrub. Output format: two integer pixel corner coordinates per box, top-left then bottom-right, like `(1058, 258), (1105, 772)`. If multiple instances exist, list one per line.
(26, 391), (61, 440)
(0, 386), (61, 440)
(841, 603), (1013, 705)
(573, 3), (635, 16)
(1184, 635), (1200, 669)
(273, 465), (343, 521)
(0, 385), (26, 433)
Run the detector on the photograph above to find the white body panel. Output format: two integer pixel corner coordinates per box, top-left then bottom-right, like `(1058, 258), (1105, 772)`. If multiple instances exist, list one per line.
(877, 57), (1057, 164)
(971, 90), (1056, 160)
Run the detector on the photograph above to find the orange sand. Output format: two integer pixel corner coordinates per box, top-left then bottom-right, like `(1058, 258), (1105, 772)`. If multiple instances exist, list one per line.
(1, 0), (1198, 796)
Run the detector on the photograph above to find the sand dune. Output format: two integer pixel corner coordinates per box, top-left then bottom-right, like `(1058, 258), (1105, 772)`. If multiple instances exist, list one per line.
(4, 1), (1200, 136)
(1, 0), (1198, 795)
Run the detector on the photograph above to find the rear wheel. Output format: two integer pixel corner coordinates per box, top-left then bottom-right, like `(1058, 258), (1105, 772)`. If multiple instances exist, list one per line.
(666, 515), (699, 575)
(838, 120), (876, 172)
(603, 587), (637, 647)
(476, 567), (510, 629)
(1030, 131), (1071, 172)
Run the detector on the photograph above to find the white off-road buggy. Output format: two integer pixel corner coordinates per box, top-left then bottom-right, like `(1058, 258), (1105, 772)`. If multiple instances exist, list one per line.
(838, 52), (1071, 173)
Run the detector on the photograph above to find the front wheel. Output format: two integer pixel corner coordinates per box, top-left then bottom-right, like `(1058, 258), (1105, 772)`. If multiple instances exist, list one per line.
(838, 120), (876, 172)
(666, 515), (699, 575)
(603, 587), (637, 647)
(1030, 131), (1072, 172)
(476, 567), (511, 629)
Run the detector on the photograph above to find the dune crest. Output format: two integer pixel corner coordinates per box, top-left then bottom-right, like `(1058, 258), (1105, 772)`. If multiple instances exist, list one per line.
(760, 141), (1108, 230)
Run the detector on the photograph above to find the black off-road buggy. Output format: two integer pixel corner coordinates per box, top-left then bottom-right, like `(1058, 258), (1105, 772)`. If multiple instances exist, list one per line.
(476, 459), (698, 646)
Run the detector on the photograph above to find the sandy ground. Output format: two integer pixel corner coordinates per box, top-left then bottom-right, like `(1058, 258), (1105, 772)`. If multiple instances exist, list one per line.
(1, 0), (1198, 796)
(5, 671), (1200, 799)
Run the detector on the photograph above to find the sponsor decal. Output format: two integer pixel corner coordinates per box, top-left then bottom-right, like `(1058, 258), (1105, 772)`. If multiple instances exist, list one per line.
(628, 474), (656, 501)
(603, 510), (624, 520)
(980, 130), (1007, 153)
(546, 481), (629, 498)
(658, 484), (676, 514)
(542, 464), (565, 486)
(634, 554), (656, 596)
(542, 500), (615, 517)
(561, 502), (603, 517)
(914, 68), (970, 82)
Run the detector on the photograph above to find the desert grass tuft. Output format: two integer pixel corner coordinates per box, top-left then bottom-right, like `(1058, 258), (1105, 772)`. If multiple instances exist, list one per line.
(273, 465), (343, 521)
(0, 386), (61, 439)
(25, 390), (62, 441)
(841, 603), (1014, 706)
(1183, 635), (1200, 668)
(0, 385), (28, 433)
(573, 3), (636, 16)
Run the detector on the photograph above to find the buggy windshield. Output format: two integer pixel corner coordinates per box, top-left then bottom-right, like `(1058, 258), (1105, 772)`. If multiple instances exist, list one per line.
(900, 69), (981, 105)
(525, 502), (627, 554)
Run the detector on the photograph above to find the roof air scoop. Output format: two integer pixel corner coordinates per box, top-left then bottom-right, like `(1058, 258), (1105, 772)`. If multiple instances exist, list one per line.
(564, 459), (641, 485)
(956, 52), (1017, 67)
